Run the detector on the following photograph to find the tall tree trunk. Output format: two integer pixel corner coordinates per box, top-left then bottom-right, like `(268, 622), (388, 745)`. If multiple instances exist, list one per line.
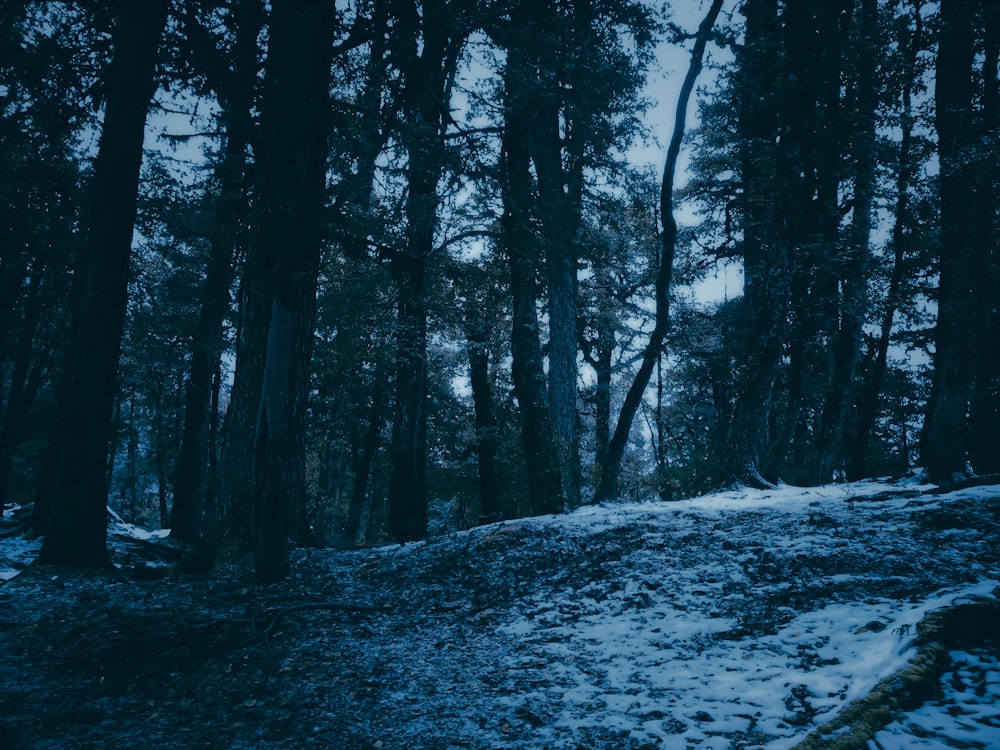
(386, 0), (466, 540)
(815, 0), (876, 482)
(530, 97), (582, 509)
(969, 1), (1000, 475)
(848, 5), (922, 481)
(502, 59), (565, 516)
(388, 254), (429, 541)
(922, 0), (977, 484)
(219, 219), (270, 550)
(172, 0), (260, 556)
(772, 0), (849, 483)
(719, 0), (784, 489)
(595, 0), (722, 502)
(465, 302), (501, 522)
(250, 0), (333, 581)
(37, 1), (168, 567)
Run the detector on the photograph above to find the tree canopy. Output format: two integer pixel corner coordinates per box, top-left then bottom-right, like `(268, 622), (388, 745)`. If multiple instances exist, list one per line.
(2, 0), (996, 579)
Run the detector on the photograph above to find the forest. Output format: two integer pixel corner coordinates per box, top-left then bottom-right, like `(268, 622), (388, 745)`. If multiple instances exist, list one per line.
(0, 0), (998, 583)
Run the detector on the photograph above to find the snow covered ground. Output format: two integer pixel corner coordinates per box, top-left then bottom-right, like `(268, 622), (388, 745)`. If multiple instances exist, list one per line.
(2, 477), (999, 749)
(873, 647), (1000, 749)
(486, 482), (1000, 748)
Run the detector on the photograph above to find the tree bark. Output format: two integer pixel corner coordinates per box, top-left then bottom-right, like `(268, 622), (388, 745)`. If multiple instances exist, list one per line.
(922, 0), (977, 484)
(250, 0), (333, 581)
(968, 1), (1000, 475)
(848, 4), (921, 481)
(172, 0), (260, 550)
(37, 0), (168, 567)
(595, 0), (722, 502)
(815, 0), (876, 482)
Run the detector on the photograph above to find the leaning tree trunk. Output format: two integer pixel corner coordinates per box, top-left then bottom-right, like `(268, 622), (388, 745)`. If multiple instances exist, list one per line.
(250, 0), (333, 582)
(595, 0), (722, 502)
(37, 1), (168, 568)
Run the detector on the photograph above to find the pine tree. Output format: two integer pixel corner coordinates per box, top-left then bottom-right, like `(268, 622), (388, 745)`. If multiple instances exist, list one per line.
(38, 0), (169, 567)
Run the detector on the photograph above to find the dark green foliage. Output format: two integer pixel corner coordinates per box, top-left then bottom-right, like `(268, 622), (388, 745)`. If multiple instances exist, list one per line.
(8, 0), (995, 575)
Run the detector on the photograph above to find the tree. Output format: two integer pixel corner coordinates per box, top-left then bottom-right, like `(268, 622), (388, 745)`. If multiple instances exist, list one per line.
(921, 0), (980, 483)
(171, 0), (262, 563)
(455, 262), (505, 522)
(249, 0), (335, 581)
(848, 0), (930, 481)
(813, 0), (878, 483)
(38, 0), (169, 567)
(595, 0), (723, 502)
(385, 0), (473, 541)
(967, 0), (1000, 476)
(0, 2), (95, 514)
(500, 44), (566, 517)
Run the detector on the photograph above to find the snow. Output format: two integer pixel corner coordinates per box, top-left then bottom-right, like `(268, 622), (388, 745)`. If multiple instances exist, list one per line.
(0, 502), (38, 580)
(2, 477), (999, 749)
(485, 481), (999, 748)
(0, 504), (171, 581)
(872, 649), (1000, 749)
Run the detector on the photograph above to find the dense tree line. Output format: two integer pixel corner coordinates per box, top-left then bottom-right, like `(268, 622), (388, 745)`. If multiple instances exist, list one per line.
(0, 0), (996, 580)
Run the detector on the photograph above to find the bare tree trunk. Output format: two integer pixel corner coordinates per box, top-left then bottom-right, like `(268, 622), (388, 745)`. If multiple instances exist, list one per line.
(595, 0), (722, 502)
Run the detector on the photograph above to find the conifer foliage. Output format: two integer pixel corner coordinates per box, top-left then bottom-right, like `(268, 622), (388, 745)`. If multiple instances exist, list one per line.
(2, 0), (996, 578)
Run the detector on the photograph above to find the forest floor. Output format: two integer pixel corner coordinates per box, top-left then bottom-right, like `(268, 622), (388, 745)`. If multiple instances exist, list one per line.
(1, 477), (1000, 750)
